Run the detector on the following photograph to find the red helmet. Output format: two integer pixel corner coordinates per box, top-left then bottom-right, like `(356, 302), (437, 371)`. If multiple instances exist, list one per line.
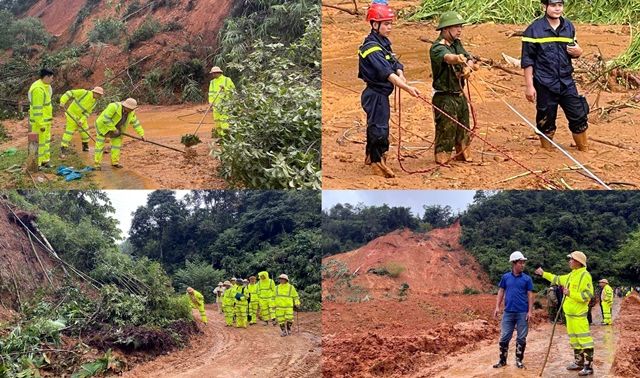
(366, 4), (395, 23)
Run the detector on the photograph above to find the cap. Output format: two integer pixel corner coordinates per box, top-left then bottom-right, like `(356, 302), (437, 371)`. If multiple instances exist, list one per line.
(92, 86), (104, 95)
(599, 279), (609, 284)
(278, 274), (289, 281)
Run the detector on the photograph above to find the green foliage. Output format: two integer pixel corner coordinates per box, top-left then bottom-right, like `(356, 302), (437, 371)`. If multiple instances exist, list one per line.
(0, 0), (40, 15)
(322, 203), (422, 256)
(0, 122), (9, 142)
(460, 191), (640, 286)
(408, 0), (640, 24)
(181, 79), (205, 103)
(126, 18), (161, 50)
(385, 262), (405, 278)
(72, 350), (124, 378)
(89, 17), (124, 44)
(98, 285), (148, 326)
(173, 260), (227, 303)
(124, 0), (142, 17)
(615, 29), (640, 71)
(423, 205), (456, 228)
(463, 286), (480, 295)
(72, 0), (102, 35)
(0, 10), (51, 50)
(614, 228), (640, 281)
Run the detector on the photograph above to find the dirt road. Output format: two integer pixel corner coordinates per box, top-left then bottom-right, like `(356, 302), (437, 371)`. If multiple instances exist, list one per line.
(1, 104), (227, 189)
(322, 1), (640, 189)
(422, 299), (621, 378)
(123, 305), (321, 378)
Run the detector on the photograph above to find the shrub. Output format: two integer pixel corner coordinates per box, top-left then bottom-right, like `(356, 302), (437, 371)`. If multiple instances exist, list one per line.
(463, 286), (480, 295)
(126, 18), (161, 50)
(89, 18), (123, 44)
(386, 262), (405, 278)
(173, 260), (226, 303)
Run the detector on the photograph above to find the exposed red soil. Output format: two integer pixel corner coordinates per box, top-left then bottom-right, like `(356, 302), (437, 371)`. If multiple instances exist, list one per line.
(322, 223), (550, 377)
(322, 0), (640, 189)
(611, 293), (640, 377)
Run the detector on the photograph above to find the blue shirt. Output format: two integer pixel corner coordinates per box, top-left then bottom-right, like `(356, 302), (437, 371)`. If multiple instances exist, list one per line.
(358, 32), (404, 96)
(499, 271), (533, 313)
(521, 16), (576, 94)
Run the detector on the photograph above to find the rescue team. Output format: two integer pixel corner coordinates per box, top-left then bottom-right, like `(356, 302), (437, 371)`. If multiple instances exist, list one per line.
(186, 272), (301, 337)
(358, 0), (589, 178)
(28, 66), (235, 170)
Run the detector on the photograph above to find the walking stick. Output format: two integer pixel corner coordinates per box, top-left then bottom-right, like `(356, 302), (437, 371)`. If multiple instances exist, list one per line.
(296, 308), (300, 334)
(121, 132), (185, 154)
(539, 293), (567, 376)
(193, 93), (219, 135)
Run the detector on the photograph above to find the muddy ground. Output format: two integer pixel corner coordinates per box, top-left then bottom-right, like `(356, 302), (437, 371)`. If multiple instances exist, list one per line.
(0, 104), (228, 189)
(123, 305), (321, 378)
(322, 1), (640, 189)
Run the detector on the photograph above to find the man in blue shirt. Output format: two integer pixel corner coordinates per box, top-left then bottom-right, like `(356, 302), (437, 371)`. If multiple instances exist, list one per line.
(358, 2), (420, 178)
(521, 0), (589, 151)
(493, 251), (534, 369)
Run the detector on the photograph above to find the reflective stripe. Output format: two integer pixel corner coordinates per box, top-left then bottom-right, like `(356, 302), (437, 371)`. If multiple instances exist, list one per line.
(32, 106), (43, 110)
(568, 332), (591, 338)
(522, 36), (574, 44)
(580, 342), (594, 348)
(43, 118), (53, 122)
(359, 45), (383, 58)
(64, 131), (74, 135)
(43, 102), (51, 106)
(565, 312), (588, 318)
(94, 148), (103, 152)
(111, 146), (121, 150)
(32, 113), (43, 116)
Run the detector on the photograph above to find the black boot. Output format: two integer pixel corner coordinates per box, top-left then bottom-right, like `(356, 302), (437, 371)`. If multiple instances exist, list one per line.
(579, 348), (594, 375)
(82, 142), (89, 151)
(493, 342), (508, 368)
(515, 341), (526, 369)
(567, 349), (584, 370)
(286, 321), (292, 335)
(279, 324), (287, 337)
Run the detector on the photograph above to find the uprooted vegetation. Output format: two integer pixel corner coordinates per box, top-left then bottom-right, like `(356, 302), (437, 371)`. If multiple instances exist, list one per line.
(0, 192), (199, 376)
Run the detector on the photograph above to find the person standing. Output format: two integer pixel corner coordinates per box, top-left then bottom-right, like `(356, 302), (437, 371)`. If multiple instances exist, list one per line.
(521, 0), (589, 151)
(221, 281), (235, 326)
(208, 66), (235, 137)
(535, 251), (595, 376)
(247, 276), (259, 325)
(493, 251), (533, 369)
(59, 86), (103, 155)
(213, 282), (224, 313)
(598, 279), (613, 325)
(257, 271), (277, 325)
(28, 68), (55, 169)
(274, 274), (301, 337)
(358, 2), (420, 178)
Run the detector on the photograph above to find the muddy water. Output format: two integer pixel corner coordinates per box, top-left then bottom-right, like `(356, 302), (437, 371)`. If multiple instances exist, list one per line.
(425, 299), (621, 378)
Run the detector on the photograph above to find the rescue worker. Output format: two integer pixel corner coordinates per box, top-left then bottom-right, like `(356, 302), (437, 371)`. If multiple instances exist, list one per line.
(358, 2), (420, 178)
(535, 251), (594, 376)
(94, 98), (144, 170)
(547, 284), (559, 321)
(59, 86), (104, 155)
(186, 287), (207, 324)
(274, 274), (301, 337)
(430, 11), (476, 165)
(247, 276), (259, 325)
(213, 282), (224, 313)
(521, 0), (589, 151)
(598, 279), (613, 325)
(493, 251), (533, 369)
(221, 280), (235, 326)
(257, 271), (277, 326)
(234, 278), (248, 328)
(28, 68), (55, 169)
(208, 66), (235, 138)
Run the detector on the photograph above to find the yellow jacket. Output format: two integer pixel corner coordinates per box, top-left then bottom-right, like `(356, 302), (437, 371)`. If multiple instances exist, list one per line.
(208, 75), (235, 105)
(96, 102), (144, 137)
(28, 79), (53, 130)
(188, 289), (205, 309)
(60, 89), (97, 119)
(247, 282), (258, 301)
(542, 266), (593, 316)
(223, 285), (237, 306)
(257, 271), (275, 300)
(274, 282), (300, 308)
(601, 284), (613, 305)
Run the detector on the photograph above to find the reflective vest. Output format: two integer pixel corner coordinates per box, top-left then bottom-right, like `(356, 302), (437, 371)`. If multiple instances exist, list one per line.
(188, 290), (204, 308)
(96, 102), (144, 137)
(274, 282), (300, 308)
(208, 75), (235, 104)
(247, 282), (258, 300)
(223, 285), (237, 306)
(28, 79), (53, 130)
(257, 271), (275, 300)
(60, 89), (97, 119)
(542, 266), (593, 316)
(601, 284), (613, 304)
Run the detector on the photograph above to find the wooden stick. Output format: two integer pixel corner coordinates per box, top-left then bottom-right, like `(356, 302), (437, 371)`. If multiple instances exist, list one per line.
(27, 232), (54, 287)
(495, 170), (546, 183)
(540, 295), (566, 376)
(322, 2), (361, 15)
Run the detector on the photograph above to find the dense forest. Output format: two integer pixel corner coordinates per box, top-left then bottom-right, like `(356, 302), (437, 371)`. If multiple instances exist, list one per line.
(322, 191), (640, 288)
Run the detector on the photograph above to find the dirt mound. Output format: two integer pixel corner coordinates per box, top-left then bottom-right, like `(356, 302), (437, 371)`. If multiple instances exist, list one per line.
(323, 222), (492, 298)
(0, 197), (67, 318)
(612, 293), (640, 377)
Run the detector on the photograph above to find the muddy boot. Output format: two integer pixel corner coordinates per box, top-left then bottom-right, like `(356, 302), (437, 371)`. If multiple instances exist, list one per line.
(454, 144), (473, 162)
(286, 321), (293, 335)
(579, 361), (594, 376)
(371, 162), (395, 178)
(82, 142), (89, 152)
(567, 349), (584, 370)
(493, 342), (508, 368)
(434, 151), (450, 165)
(515, 341), (526, 369)
(272, 319), (278, 326)
(280, 324), (287, 337)
(572, 131), (588, 151)
(539, 131), (555, 150)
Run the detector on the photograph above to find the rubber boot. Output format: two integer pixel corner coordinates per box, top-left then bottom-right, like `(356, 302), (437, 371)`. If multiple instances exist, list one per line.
(493, 342), (508, 368)
(435, 151), (450, 165)
(578, 361), (594, 376)
(515, 341), (526, 369)
(454, 143), (473, 162)
(572, 131), (588, 151)
(539, 131), (555, 150)
(286, 321), (292, 336)
(82, 142), (89, 152)
(60, 146), (68, 160)
(280, 324), (287, 337)
(566, 349), (584, 370)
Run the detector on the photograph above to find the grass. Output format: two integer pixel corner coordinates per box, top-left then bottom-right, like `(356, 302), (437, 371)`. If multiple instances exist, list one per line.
(0, 146), (97, 189)
(463, 286), (481, 295)
(408, 0), (640, 25)
(616, 30), (640, 70)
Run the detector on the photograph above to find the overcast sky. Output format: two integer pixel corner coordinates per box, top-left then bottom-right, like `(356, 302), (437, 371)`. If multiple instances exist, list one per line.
(106, 190), (189, 238)
(322, 190), (477, 217)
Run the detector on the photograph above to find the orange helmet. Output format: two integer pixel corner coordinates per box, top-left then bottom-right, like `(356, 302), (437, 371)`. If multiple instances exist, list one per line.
(366, 3), (395, 23)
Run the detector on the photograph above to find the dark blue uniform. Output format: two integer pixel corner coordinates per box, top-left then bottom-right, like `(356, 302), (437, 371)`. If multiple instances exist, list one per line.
(521, 17), (588, 135)
(358, 32), (403, 163)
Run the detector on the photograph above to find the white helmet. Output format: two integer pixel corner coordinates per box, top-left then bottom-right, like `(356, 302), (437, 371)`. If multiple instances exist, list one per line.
(509, 251), (527, 262)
